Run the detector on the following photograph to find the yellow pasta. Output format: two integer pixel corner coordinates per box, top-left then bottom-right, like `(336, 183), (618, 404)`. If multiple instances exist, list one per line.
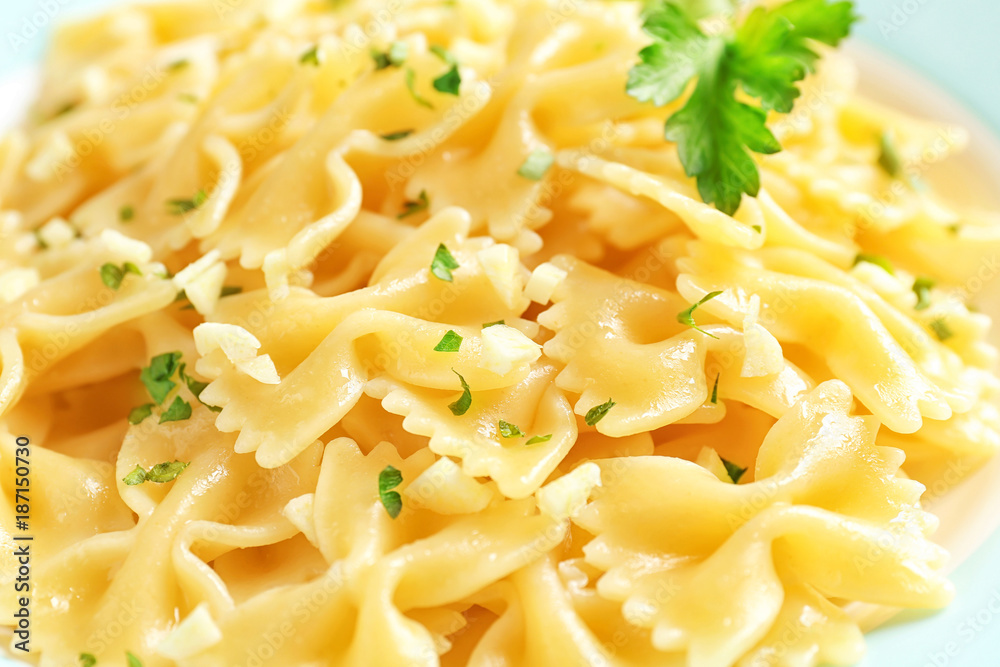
(0, 0), (998, 666)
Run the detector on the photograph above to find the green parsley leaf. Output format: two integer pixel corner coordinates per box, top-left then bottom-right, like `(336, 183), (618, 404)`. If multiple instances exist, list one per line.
(434, 330), (463, 352)
(752, 224), (762, 233)
(300, 45), (321, 66)
(430, 45), (458, 65)
(878, 129), (903, 178)
(432, 66), (461, 96)
(721, 457), (746, 483)
(120, 205), (135, 222)
(220, 285), (243, 297)
(526, 434), (553, 445)
(448, 369), (472, 416)
(378, 465), (403, 518)
(627, 0), (857, 215)
(498, 420), (525, 438)
(167, 59), (189, 72)
(482, 320), (505, 328)
(398, 189), (430, 219)
(853, 253), (894, 275)
(100, 262), (141, 289)
(930, 318), (954, 342)
(140, 351), (183, 405)
(80, 653), (97, 667)
(100, 263), (124, 289)
(177, 93), (199, 104)
(677, 290), (723, 338)
(159, 396), (193, 423)
(126, 651), (143, 667)
(380, 129), (415, 141)
(373, 41), (409, 70)
(128, 403), (155, 425)
(145, 460), (190, 483)
(34, 229), (48, 249)
(122, 465), (147, 486)
(913, 277), (935, 311)
(166, 189), (208, 215)
(179, 364), (222, 413)
(711, 373), (720, 404)
(585, 398), (615, 426)
(430, 243), (460, 281)
(404, 68), (434, 108)
(53, 101), (77, 118)
(517, 149), (554, 181)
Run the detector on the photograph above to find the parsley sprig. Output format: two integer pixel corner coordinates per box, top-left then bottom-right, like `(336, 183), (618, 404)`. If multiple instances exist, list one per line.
(627, 0), (857, 214)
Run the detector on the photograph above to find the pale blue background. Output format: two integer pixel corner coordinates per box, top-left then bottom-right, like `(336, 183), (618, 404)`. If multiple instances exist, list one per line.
(1, 1), (999, 666)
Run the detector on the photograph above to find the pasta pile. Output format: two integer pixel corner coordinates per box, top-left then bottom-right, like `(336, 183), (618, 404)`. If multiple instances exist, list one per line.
(1, 0), (1000, 665)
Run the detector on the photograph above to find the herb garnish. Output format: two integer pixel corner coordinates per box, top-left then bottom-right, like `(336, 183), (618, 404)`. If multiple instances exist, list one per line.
(721, 457), (746, 483)
(100, 262), (142, 290)
(677, 291), (723, 338)
(430, 243), (459, 281)
(378, 465), (403, 518)
(585, 398), (615, 426)
(517, 149), (555, 181)
(913, 277), (934, 311)
(166, 189), (208, 215)
(434, 330), (463, 352)
(448, 369), (472, 416)
(626, 0), (857, 214)
(398, 189), (430, 219)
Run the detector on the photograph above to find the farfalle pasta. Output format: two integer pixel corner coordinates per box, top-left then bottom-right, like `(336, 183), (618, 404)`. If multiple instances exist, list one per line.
(0, 0), (998, 666)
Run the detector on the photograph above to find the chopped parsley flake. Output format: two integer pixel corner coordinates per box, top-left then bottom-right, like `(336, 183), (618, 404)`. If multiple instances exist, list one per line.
(124, 462), (189, 486)
(380, 129), (415, 141)
(166, 189), (208, 215)
(434, 330), (463, 352)
(930, 318), (954, 342)
(300, 45), (320, 66)
(677, 291), (723, 338)
(158, 396), (193, 423)
(498, 420), (525, 438)
(482, 320), (505, 328)
(585, 398), (615, 426)
(179, 363), (222, 412)
(378, 465), (403, 518)
(913, 277), (935, 311)
(854, 253), (894, 275)
(398, 189), (430, 219)
(145, 460), (190, 483)
(721, 457), (746, 484)
(128, 403), (155, 425)
(448, 369), (472, 416)
(120, 205), (135, 222)
(100, 262), (142, 290)
(167, 59), (189, 72)
(526, 434), (553, 445)
(126, 651), (143, 667)
(80, 654), (97, 667)
(430, 45), (458, 66)
(711, 373), (720, 404)
(432, 65), (461, 96)
(404, 68), (434, 108)
(517, 149), (555, 181)
(430, 243), (460, 281)
(140, 351), (183, 405)
(373, 41), (409, 70)
(878, 129), (903, 178)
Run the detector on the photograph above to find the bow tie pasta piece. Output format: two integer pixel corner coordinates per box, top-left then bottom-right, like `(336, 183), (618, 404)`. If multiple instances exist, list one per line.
(573, 382), (951, 666)
(539, 256), (816, 436)
(366, 361), (577, 499)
